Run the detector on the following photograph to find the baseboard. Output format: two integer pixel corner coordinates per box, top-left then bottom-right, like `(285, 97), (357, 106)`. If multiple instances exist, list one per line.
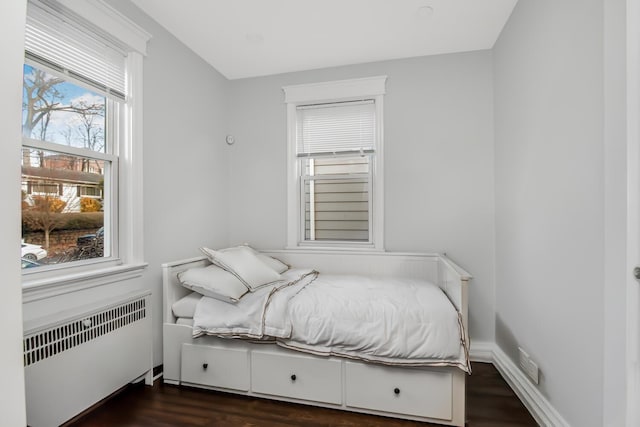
(469, 341), (569, 427)
(60, 381), (142, 426)
(491, 345), (570, 427)
(469, 340), (494, 363)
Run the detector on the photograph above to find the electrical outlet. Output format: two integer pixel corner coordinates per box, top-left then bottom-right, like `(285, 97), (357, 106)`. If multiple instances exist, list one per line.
(527, 359), (539, 384)
(518, 347), (529, 371)
(518, 347), (539, 384)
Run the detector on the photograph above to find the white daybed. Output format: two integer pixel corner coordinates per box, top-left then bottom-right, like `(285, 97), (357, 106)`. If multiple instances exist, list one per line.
(162, 250), (471, 426)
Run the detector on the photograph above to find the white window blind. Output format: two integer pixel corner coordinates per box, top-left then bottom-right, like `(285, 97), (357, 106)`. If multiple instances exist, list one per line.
(25, 0), (127, 99)
(296, 100), (376, 158)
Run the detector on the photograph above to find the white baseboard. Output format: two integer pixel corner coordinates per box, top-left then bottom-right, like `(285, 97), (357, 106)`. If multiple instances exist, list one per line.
(470, 341), (570, 427)
(469, 340), (494, 363)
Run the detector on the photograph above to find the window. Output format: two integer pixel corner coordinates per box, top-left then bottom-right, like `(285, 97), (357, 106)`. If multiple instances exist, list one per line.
(21, 0), (150, 298)
(27, 182), (61, 196)
(283, 76), (387, 249)
(77, 186), (102, 198)
(299, 101), (374, 242)
(22, 62), (116, 264)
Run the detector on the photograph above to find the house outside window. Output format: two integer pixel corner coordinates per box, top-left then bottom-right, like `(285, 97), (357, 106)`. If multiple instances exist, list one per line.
(21, 0), (150, 300)
(283, 76), (387, 250)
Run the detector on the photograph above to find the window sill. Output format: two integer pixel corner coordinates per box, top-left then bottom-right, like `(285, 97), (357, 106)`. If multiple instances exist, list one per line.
(22, 262), (148, 303)
(284, 244), (385, 253)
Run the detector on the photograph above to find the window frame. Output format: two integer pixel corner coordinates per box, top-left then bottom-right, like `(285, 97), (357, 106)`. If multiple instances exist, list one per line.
(21, 0), (151, 302)
(283, 76), (387, 251)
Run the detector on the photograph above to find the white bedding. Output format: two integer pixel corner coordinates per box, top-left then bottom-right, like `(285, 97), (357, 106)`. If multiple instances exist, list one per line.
(192, 269), (317, 339)
(281, 273), (469, 371)
(192, 269), (470, 372)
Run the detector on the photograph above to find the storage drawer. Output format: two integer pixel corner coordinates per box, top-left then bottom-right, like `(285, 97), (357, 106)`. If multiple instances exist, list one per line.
(345, 362), (453, 420)
(251, 350), (342, 404)
(181, 343), (249, 391)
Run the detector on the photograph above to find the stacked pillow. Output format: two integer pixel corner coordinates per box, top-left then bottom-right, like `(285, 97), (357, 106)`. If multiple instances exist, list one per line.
(177, 245), (289, 303)
(177, 264), (249, 303)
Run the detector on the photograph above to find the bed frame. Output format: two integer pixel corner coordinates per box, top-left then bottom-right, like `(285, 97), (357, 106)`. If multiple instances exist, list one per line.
(162, 250), (471, 426)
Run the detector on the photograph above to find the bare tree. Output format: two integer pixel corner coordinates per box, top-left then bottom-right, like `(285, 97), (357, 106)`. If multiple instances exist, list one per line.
(22, 67), (103, 166)
(73, 100), (105, 172)
(22, 195), (67, 251)
(60, 127), (79, 170)
(22, 68), (65, 139)
(33, 112), (52, 167)
(75, 100), (105, 150)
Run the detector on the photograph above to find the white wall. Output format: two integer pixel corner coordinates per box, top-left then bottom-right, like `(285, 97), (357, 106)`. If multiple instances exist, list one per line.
(493, 1), (606, 426)
(0, 1), (28, 425)
(226, 52), (496, 343)
(105, 0), (231, 365)
(603, 0), (628, 425)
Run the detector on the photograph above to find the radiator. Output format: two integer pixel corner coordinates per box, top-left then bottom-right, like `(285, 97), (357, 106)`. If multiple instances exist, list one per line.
(24, 291), (153, 427)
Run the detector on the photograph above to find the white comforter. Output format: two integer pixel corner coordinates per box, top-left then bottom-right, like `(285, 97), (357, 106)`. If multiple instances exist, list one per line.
(192, 269), (469, 372)
(192, 269), (318, 339)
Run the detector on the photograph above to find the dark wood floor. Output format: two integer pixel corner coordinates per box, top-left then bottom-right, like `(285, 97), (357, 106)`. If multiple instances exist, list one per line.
(65, 363), (537, 427)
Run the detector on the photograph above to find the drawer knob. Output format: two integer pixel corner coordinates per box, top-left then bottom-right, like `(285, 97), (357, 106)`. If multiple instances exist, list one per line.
(202, 363), (208, 370)
(290, 374), (297, 381)
(394, 388), (400, 395)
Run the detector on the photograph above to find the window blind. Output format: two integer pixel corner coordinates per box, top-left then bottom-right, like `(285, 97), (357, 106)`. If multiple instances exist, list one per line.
(25, 0), (127, 99)
(296, 100), (375, 158)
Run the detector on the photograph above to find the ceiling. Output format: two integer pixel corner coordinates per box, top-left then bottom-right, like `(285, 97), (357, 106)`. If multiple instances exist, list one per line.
(131, 0), (518, 80)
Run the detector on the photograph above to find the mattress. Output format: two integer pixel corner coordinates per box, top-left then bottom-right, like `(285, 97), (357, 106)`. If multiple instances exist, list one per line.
(189, 269), (470, 371)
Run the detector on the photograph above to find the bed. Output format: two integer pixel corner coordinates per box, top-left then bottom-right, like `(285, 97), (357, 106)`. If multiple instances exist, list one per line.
(162, 249), (472, 426)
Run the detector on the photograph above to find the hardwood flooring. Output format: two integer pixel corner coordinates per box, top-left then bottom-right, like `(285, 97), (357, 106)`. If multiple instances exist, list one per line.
(65, 363), (537, 427)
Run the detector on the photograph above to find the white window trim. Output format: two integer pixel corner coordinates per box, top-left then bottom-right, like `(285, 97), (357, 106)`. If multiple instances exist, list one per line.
(57, 0), (150, 56)
(22, 0), (151, 299)
(283, 76), (387, 251)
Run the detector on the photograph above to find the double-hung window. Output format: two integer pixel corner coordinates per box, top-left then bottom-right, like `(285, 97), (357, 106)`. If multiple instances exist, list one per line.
(21, 0), (150, 296)
(284, 76), (387, 250)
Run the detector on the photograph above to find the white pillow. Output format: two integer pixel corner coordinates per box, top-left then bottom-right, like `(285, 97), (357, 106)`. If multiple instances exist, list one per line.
(244, 246), (289, 274)
(171, 291), (202, 318)
(256, 253), (289, 274)
(200, 246), (282, 291)
(177, 264), (249, 303)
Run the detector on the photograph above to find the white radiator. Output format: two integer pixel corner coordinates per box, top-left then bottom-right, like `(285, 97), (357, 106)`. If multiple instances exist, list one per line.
(24, 291), (153, 427)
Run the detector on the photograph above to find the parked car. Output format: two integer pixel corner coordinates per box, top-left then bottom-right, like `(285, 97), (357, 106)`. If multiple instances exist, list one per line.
(77, 226), (104, 246)
(21, 241), (47, 261)
(21, 257), (40, 269)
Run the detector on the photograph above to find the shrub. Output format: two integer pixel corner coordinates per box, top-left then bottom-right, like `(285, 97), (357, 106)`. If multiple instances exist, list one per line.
(29, 195), (66, 213)
(80, 197), (102, 212)
(22, 212), (103, 232)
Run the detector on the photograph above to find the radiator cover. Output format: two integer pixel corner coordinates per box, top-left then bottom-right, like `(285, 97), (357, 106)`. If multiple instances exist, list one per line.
(24, 291), (152, 427)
